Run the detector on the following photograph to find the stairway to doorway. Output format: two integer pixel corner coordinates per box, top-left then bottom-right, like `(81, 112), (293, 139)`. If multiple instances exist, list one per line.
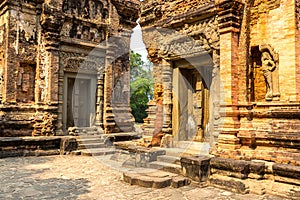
(71, 137), (211, 189)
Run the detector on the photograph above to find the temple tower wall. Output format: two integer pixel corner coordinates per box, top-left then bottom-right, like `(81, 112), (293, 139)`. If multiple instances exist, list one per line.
(140, 0), (300, 165)
(0, 0), (139, 136)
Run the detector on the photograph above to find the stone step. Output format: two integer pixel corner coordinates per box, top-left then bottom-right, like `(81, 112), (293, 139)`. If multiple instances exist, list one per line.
(181, 149), (210, 157)
(68, 126), (104, 136)
(148, 161), (182, 175)
(173, 141), (211, 152)
(161, 147), (209, 157)
(115, 126), (135, 133)
(104, 132), (142, 143)
(74, 127), (100, 132)
(78, 143), (106, 150)
(70, 150), (82, 156)
(157, 155), (181, 165)
(78, 131), (100, 135)
(80, 148), (116, 156)
(110, 150), (131, 162)
(123, 170), (191, 189)
(77, 137), (105, 144)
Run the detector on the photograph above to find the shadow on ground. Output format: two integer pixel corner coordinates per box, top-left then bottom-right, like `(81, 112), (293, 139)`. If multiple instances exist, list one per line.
(0, 156), (90, 199)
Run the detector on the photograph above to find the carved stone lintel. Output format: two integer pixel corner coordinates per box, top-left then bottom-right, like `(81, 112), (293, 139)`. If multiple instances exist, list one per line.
(60, 52), (104, 74)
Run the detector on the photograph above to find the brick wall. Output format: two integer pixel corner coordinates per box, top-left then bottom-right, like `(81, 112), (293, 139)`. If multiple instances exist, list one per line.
(250, 0), (297, 101)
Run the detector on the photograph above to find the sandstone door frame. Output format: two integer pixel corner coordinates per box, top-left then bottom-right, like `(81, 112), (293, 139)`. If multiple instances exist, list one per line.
(63, 72), (97, 130)
(172, 59), (211, 142)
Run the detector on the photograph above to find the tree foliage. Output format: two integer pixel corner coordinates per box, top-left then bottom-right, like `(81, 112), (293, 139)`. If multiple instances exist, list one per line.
(130, 50), (153, 123)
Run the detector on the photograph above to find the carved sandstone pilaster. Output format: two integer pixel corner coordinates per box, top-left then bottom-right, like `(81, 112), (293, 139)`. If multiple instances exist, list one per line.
(215, 0), (244, 152)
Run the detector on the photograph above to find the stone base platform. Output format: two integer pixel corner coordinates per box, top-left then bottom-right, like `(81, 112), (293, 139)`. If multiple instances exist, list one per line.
(0, 136), (77, 158)
(209, 157), (300, 199)
(123, 169), (191, 189)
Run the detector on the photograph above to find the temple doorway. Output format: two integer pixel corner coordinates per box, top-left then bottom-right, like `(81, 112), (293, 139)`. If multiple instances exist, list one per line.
(63, 73), (97, 130)
(172, 65), (210, 142)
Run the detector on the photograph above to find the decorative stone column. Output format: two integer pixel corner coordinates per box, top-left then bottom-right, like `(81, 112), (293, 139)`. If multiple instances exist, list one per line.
(103, 44), (115, 133)
(103, 31), (135, 133)
(95, 73), (104, 127)
(161, 59), (173, 134)
(215, 0), (244, 153)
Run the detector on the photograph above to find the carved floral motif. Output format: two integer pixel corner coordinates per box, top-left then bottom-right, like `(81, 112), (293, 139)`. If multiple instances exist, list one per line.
(60, 52), (104, 73)
(156, 17), (219, 58)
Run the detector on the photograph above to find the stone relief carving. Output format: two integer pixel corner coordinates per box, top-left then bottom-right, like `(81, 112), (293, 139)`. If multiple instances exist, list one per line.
(61, 21), (106, 43)
(32, 112), (55, 136)
(162, 0), (212, 19)
(259, 44), (280, 101)
(16, 63), (36, 103)
(154, 83), (164, 102)
(39, 38), (49, 102)
(60, 22), (72, 37)
(158, 33), (197, 57)
(113, 79), (122, 100)
(112, 56), (130, 104)
(157, 17), (219, 58)
(181, 17), (219, 51)
(0, 25), (4, 44)
(62, 0), (109, 21)
(261, 51), (275, 100)
(112, 75), (130, 104)
(60, 52), (104, 73)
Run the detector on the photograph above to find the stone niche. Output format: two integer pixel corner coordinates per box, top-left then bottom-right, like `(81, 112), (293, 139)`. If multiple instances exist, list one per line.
(250, 44), (280, 102)
(16, 63), (36, 103)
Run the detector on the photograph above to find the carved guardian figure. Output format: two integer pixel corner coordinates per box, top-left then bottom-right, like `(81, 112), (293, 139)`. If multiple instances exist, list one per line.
(259, 44), (280, 101)
(261, 51), (275, 100)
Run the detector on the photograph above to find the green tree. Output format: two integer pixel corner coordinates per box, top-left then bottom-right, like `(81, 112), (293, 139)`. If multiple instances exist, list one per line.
(130, 50), (153, 123)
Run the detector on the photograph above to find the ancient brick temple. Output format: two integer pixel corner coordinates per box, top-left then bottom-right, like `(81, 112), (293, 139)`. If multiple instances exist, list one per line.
(140, 0), (300, 194)
(0, 0), (138, 136)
